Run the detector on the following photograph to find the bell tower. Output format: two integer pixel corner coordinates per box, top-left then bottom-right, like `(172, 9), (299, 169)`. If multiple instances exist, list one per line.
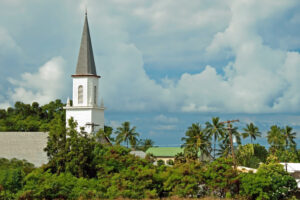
(64, 12), (104, 134)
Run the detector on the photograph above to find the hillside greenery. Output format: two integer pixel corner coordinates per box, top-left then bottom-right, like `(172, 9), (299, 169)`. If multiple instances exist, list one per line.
(0, 100), (65, 131)
(0, 100), (299, 199)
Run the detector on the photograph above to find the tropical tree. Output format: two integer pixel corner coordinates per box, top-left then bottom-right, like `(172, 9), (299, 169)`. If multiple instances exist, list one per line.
(242, 123), (261, 143)
(205, 117), (225, 159)
(181, 123), (211, 161)
(96, 126), (114, 143)
(267, 125), (285, 151)
(217, 142), (231, 158)
(138, 139), (154, 151)
(282, 126), (296, 150)
(115, 121), (139, 148)
(217, 124), (241, 166)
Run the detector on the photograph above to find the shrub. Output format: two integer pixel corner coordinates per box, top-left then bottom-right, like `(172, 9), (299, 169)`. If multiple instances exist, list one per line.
(240, 158), (297, 200)
(162, 162), (206, 198)
(157, 160), (165, 166)
(204, 157), (239, 198)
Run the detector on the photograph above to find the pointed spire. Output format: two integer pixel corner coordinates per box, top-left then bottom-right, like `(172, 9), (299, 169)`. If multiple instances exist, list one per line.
(75, 13), (98, 76)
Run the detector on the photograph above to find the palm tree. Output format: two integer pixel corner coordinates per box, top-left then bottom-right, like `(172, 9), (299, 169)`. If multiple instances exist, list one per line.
(218, 125), (241, 159)
(115, 121), (139, 148)
(205, 117), (225, 159)
(217, 140), (231, 157)
(267, 125), (285, 150)
(282, 126), (296, 150)
(139, 139), (154, 151)
(181, 123), (211, 161)
(242, 123), (261, 143)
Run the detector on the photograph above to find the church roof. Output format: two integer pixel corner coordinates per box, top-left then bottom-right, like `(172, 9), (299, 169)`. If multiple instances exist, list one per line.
(0, 132), (48, 166)
(74, 13), (98, 77)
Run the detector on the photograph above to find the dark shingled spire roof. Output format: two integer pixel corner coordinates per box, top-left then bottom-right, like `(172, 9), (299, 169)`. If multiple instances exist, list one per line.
(75, 13), (98, 76)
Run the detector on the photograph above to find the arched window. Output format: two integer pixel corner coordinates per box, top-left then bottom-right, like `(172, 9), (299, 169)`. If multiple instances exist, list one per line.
(78, 85), (83, 104)
(94, 86), (97, 104)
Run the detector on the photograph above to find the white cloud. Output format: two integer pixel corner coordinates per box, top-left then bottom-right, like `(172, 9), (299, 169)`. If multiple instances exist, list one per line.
(89, 0), (300, 113)
(1, 0), (300, 114)
(7, 57), (66, 105)
(154, 114), (178, 123)
(0, 101), (11, 109)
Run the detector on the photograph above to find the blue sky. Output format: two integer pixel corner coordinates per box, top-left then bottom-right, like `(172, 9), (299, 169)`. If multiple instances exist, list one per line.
(0, 0), (300, 146)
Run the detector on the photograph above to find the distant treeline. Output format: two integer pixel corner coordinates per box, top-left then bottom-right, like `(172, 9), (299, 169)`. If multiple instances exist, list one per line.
(0, 100), (65, 131)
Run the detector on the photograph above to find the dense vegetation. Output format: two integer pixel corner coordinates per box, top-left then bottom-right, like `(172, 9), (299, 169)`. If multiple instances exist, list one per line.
(0, 101), (299, 199)
(0, 100), (65, 131)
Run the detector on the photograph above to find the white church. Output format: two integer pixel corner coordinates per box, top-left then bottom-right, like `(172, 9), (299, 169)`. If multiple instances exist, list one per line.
(0, 13), (105, 166)
(64, 12), (105, 134)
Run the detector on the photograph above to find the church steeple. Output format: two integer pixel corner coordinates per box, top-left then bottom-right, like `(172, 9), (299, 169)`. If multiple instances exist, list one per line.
(65, 13), (105, 134)
(75, 12), (98, 76)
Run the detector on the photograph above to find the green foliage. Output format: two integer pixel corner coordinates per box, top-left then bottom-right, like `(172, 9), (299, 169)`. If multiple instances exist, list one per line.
(93, 145), (162, 198)
(174, 152), (187, 164)
(218, 124), (241, 158)
(205, 117), (225, 159)
(17, 169), (103, 200)
(240, 158), (297, 200)
(242, 123), (261, 143)
(204, 157), (239, 198)
(0, 168), (23, 198)
(275, 149), (299, 163)
(0, 100), (65, 131)
(157, 159), (165, 166)
(236, 144), (268, 168)
(267, 125), (286, 151)
(44, 117), (100, 178)
(115, 121), (140, 148)
(182, 123), (212, 161)
(0, 113), (299, 199)
(267, 125), (298, 162)
(162, 162), (206, 198)
(136, 138), (155, 151)
(166, 159), (174, 165)
(0, 158), (35, 199)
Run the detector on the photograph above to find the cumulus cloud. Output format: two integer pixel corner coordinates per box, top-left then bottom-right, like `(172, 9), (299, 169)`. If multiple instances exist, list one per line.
(1, 0), (300, 114)
(78, 0), (300, 113)
(7, 57), (66, 105)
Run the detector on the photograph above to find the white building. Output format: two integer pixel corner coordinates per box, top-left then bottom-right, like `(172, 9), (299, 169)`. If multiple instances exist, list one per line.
(280, 163), (300, 189)
(64, 13), (104, 134)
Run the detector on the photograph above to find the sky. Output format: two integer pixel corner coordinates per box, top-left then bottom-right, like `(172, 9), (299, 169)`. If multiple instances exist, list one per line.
(0, 0), (300, 146)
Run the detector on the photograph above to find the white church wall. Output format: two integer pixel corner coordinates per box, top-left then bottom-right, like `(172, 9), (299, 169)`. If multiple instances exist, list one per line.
(92, 108), (105, 131)
(73, 77), (99, 107)
(87, 77), (99, 106)
(73, 77), (88, 106)
(66, 108), (93, 133)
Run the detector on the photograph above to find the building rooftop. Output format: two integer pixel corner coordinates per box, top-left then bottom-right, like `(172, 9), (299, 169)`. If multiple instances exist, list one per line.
(0, 132), (48, 166)
(146, 147), (184, 157)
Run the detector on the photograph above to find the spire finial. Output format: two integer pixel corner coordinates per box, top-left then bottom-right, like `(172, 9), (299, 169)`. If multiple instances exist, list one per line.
(85, 7), (87, 16)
